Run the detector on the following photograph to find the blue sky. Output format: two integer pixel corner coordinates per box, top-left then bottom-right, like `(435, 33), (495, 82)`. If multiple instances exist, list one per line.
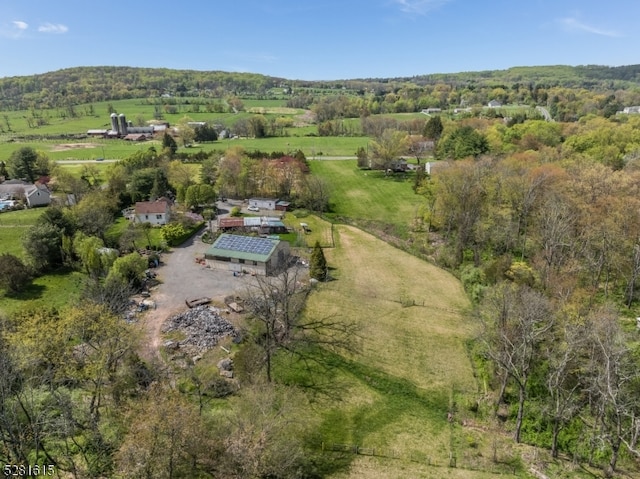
(0, 0), (638, 80)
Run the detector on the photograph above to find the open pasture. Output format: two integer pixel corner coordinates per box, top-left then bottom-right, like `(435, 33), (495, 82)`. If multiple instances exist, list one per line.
(309, 160), (423, 228)
(293, 226), (510, 477)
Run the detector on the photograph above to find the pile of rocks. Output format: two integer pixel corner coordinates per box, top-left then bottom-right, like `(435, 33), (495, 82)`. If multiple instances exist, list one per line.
(163, 305), (237, 355)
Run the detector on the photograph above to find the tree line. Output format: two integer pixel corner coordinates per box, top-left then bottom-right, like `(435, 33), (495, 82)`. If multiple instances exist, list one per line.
(417, 143), (640, 475)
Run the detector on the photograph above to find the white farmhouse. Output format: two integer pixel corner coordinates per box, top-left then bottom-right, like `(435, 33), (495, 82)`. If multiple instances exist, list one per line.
(133, 199), (171, 225)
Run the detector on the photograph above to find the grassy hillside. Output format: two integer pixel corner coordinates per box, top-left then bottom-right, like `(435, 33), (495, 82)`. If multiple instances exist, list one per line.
(296, 226), (528, 477)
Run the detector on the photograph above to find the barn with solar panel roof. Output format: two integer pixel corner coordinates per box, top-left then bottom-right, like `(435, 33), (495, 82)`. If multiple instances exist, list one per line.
(204, 234), (290, 276)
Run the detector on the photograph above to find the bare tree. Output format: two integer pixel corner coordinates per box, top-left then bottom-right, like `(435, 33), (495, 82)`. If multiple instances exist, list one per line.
(582, 307), (640, 477)
(477, 283), (554, 443)
(544, 319), (587, 458)
(243, 267), (359, 383)
(218, 382), (314, 479)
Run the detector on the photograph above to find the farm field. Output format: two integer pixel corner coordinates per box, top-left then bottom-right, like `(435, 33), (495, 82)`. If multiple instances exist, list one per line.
(309, 160), (423, 229)
(0, 97), (371, 159)
(298, 226), (519, 477)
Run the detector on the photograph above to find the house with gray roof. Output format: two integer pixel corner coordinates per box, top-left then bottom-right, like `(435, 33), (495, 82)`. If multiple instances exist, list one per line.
(0, 181), (50, 207)
(204, 234), (290, 276)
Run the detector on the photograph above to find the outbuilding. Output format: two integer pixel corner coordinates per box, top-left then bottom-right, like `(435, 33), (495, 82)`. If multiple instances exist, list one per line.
(204, 234), (290, 276)
(248, 198), (278, 210)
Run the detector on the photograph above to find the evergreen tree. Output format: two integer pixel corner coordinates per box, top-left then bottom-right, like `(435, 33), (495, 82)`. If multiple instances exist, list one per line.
(309, 241), (328, 281)
(162, 132), (178, 155)
(423, 115), (444, 141)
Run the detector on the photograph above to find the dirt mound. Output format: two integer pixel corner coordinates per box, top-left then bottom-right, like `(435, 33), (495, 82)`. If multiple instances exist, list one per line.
(51, 142), (99, 152)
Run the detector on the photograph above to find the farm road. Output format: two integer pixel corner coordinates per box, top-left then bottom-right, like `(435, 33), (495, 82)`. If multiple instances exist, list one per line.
(140, 230), (252, 361)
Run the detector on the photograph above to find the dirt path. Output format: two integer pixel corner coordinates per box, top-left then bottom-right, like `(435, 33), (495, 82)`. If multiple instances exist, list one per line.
(138, 230), (250, 361)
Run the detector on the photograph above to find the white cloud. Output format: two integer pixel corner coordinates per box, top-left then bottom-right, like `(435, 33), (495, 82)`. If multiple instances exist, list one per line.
(393, 0), (451, 15)
(559, 17), (620, 38)
(0, 20), (29, 38)
(38, 23), (68, 34)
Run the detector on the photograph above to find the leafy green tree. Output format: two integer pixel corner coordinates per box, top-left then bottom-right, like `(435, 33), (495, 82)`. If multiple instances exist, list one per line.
(184, 184), (216, 209)
(7, 146), (38, 182)
(369, 129), (409, 170)
(309, 241), (328, 281)
(0, 253), (31, 293)
(106, 253), (147, 288)
(40, 205), (77, 237)
(176, 116), (196, 147)
(160, 223), (187, 246)
(167, 160), (195, 192)
(438, 125), (490, 160)
(72, 191), (118, 240)
(22, 223), (63, 271)
(35, 150), (52, 177)
(193, 123), (218, 142)
(128, 168), (159, 201)
(74, 233), (115, 278)
(200, 156), (219, 185)
(248, 115), (267, 138)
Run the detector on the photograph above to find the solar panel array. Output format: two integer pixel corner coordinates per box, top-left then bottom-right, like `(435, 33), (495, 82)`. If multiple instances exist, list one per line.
(215, 235), (275, 256)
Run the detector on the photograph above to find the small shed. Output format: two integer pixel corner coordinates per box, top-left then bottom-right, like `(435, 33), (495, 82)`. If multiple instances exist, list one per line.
(275, 200), (290, 211)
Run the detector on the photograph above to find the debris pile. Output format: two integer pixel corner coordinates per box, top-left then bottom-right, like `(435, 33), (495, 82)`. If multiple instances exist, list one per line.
(162, 305), (237, 355)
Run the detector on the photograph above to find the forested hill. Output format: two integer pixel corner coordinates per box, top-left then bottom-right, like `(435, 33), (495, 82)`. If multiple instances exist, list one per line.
(0, 66), (285, 110)
(0, 64), (639, 110)
(404, 64), (640, 89)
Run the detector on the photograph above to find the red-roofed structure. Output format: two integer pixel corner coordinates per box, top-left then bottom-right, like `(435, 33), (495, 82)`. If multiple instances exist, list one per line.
(133, 199), (171, 225)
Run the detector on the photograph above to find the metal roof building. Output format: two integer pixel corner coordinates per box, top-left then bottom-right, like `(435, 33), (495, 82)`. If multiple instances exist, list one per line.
(204, 234), (290, 276)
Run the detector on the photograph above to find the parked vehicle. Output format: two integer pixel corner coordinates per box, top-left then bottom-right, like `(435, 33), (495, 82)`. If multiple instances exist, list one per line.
(247, 205), (260, 212)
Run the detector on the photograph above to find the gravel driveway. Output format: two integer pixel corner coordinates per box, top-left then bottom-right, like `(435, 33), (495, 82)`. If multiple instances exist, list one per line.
(140, 227), (254, 359)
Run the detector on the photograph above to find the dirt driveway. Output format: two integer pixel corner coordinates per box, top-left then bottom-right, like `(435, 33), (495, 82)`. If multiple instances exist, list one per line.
(140, 229), (253, 360)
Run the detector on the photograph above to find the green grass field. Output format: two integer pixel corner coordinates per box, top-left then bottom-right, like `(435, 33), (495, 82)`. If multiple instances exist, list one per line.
(0, 208), (44, 258)
(289, 226), (522, 477)
(282, 212), (335, 248)
(0, 97), (372, 160)
(0, 269), (85, 317)
(309, 160), (423, 228)
(0, 208), (86, 316)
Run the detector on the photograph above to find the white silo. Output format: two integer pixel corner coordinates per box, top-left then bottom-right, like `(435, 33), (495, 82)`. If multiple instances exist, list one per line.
(118, 114), (128, 136)
(110, 113), (119, 133)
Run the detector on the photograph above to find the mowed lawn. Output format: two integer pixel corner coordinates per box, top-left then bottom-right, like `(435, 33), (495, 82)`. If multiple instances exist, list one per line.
(297, 226), (507, 477)
(0, 208), (86, 316)
(0, 208), (44, 258)
(310, 160), (423, 228)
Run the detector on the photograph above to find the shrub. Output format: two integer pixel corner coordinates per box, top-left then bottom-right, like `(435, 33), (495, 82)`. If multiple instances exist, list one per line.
(0, 253), (31, 293)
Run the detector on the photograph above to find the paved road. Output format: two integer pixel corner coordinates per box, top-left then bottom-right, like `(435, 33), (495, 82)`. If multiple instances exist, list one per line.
(55, 159), (119, 164)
